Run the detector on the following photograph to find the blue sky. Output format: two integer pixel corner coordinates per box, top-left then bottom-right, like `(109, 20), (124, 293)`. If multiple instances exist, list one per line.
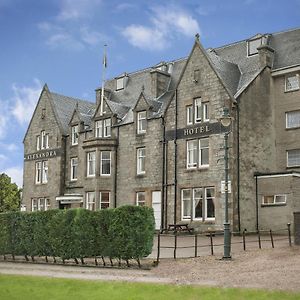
(0, 0), (300, 187)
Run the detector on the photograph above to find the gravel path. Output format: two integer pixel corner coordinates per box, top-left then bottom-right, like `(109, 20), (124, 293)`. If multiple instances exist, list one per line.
(0, 246), (299, 292)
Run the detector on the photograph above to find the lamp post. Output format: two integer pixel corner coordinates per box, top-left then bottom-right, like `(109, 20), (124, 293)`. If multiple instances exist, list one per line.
(220, 107), (232, 260)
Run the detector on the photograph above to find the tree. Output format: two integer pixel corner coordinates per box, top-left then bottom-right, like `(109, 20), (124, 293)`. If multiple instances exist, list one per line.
(0, 173), (21, 213)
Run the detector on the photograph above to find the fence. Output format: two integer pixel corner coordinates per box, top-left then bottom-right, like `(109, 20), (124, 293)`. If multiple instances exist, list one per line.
(156, 223), (292, 262)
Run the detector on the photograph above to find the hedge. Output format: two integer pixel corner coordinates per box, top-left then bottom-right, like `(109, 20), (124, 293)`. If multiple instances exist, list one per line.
(0, 206), (155, 265)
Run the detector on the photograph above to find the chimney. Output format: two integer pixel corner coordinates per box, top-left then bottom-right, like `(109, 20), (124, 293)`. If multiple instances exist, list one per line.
(96, 88), (111, 107)
(257, 44), (274, 68)
(150, 62), (170, 98)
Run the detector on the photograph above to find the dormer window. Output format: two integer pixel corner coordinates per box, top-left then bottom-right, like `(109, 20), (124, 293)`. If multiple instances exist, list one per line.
(71, 125), (79, 145)
(116, 77), (124, 90)
(104, 118), (111, 137)
(137, 111), (147, 134)
(247, 35), (267, 56)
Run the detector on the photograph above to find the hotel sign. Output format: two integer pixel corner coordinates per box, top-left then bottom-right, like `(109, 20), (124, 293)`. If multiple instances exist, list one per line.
(166, 122), (229, 141)
(24, 148), (62, 161)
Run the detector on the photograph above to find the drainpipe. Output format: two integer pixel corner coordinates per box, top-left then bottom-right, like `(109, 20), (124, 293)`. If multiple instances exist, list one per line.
(255, 174), (259, 231)
(174, 89), (178, 225)
(237, 101), (241, 232)
(161, 116), (166, 231)
(114, 126), (119, 208)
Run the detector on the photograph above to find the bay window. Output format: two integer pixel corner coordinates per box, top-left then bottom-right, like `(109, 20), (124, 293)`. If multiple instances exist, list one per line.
(87, 151), (96, 177)
(100, 191), (110, 209)
(86, 192), (95, 210)
(101, 151), (111, 176)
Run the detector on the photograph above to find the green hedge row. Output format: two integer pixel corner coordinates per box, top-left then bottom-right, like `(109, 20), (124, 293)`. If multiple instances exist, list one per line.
(0, 206), (155, 264)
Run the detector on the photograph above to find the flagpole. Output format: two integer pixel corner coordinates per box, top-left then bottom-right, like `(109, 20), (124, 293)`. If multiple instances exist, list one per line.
(100, 44), (107, 116)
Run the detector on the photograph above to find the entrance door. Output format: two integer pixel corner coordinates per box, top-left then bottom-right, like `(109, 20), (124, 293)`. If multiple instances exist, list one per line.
(152, 191), (161, 230)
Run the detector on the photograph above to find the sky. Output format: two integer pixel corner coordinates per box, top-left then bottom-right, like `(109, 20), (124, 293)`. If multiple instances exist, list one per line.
(0, 0), (300, 188)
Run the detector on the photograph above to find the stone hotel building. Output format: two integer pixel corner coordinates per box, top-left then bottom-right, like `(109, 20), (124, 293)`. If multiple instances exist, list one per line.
(22, 28), (300, 232)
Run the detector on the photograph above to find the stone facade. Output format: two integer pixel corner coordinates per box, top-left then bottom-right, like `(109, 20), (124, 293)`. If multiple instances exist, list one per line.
(22, 28), (300, 233)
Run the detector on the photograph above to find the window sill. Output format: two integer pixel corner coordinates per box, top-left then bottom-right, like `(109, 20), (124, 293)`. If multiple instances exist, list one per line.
(261, 203), (286, 207)
(185, 167), (209, 172)
(285, 127), (300, 131)
(286, 166), (300, 169)
(284, 88), (299, 93)
(100, 174), (111, 177)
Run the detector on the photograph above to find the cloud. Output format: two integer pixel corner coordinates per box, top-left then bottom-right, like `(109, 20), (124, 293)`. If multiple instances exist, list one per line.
(115, 3), (137, 12)
(0, 99), (10, 139)
(38, 22), (106, 51)
(3, 166), (23, 188)
(0, 143), (18, 152)
(57, 0), (102, 21)
(122, 5), (200, 51)
(11, 79), (42, 125)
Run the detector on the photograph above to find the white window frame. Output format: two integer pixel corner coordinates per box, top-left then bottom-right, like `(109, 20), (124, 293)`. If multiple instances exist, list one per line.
(285, 74), (299, 92)
(181, 187), (215, 221)
(32, 199), (38, 211)
(42, 160), (48, 183)
(194, 98), (202, 123)
(186, 105), (193, 125)
(204, 187), (215, 220)
(136, 191), (146, 206)
(100, 191), (110, 209)
(199, 138), (209, 167)
(286, 110), (300, 129)
(137, 147), (146, 175)
(262, 194), (287, 205)
(35, 161), (42, 184)
(87, 151), (96, 177)
(70, 157), (78, 181)
(181, 189), (192, 220)
(32, 198), (49, 212)
(104, 118), (111, 137)
(247, 38), (262, 56)
(71, 125), (79, 145)
(36, 135), (40, 151)
(95, 120), (103, 138)
(203, 102), (209, 122)
(116, 77), (124, 90)
(287, 149), (300, 167)
(86, 192), (96, 211)
(41, 131), (46, 149)
(137, 111), (147, 134)
(100, 151), (111, 176)
(187, 140), (198, 169)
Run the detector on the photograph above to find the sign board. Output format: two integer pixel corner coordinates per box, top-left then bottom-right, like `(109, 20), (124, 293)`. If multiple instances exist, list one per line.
(24, 148), (62, 161)
(221, 181), (232, 194)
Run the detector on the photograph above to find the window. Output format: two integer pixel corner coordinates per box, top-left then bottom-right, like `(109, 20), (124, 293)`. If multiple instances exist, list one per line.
(35, 161), (42, 184)
(70, 157), (78, 181)
(136, 191), (145, 206)
(286, 110), (300, 129)
(95, 120), (103, 138)
(285, 74), (299, 92)
(31, 198), (50, 212)
(262, 195), (287, 205)
(186, 100), (209, 126)
(71, 125), (79, 145)
(101, 151), (111, 176)
(186, 138), (209, 169)
(36, 135), (40, 150)
(86, 192), (95, 210)
(137, 147), (146, 174)
(137, 111), (147, 134)
(181, 187), (215, 221)
(287, 149), (300, 167)
(187, 140), (198, 169)
(247, 38), (262, 56)
(104, 118), (111, 137)
(100, 191), (110, 209)
(194, 98), (202, 123)
(42, 161), (48, 183)
(41, 131), (46, 149)
(116, 77), (124, 90)
(87, 151), (96, 177)
(186, 105), (193, 125)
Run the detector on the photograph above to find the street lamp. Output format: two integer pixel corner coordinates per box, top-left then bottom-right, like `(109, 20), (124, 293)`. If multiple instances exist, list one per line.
(220, 107), (232, 259)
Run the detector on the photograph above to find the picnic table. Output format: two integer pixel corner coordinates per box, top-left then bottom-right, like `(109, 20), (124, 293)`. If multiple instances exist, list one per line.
(161, 223), (194, 234)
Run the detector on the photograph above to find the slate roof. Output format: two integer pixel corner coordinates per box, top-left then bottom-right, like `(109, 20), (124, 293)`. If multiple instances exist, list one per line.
(48, 27), (300, 130)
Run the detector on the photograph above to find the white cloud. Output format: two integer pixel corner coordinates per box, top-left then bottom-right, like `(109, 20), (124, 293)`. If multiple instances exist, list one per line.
(11, 79), (42, 125)
(57, 0), (102, 21)
(0, 143), (18, 152)
(80, 26), (107, 46)
(115, 3), (137, 12)
(122, 5), (200, 51)
(0, 99), (10, 139)
(3, 166), (23, 188)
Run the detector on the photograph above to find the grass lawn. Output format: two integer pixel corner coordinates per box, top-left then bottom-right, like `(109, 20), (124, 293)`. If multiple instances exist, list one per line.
(0, 274), (299, 300)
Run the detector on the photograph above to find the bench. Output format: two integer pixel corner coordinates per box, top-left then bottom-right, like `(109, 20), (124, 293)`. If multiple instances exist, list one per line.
(162, 223), (194, 234)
